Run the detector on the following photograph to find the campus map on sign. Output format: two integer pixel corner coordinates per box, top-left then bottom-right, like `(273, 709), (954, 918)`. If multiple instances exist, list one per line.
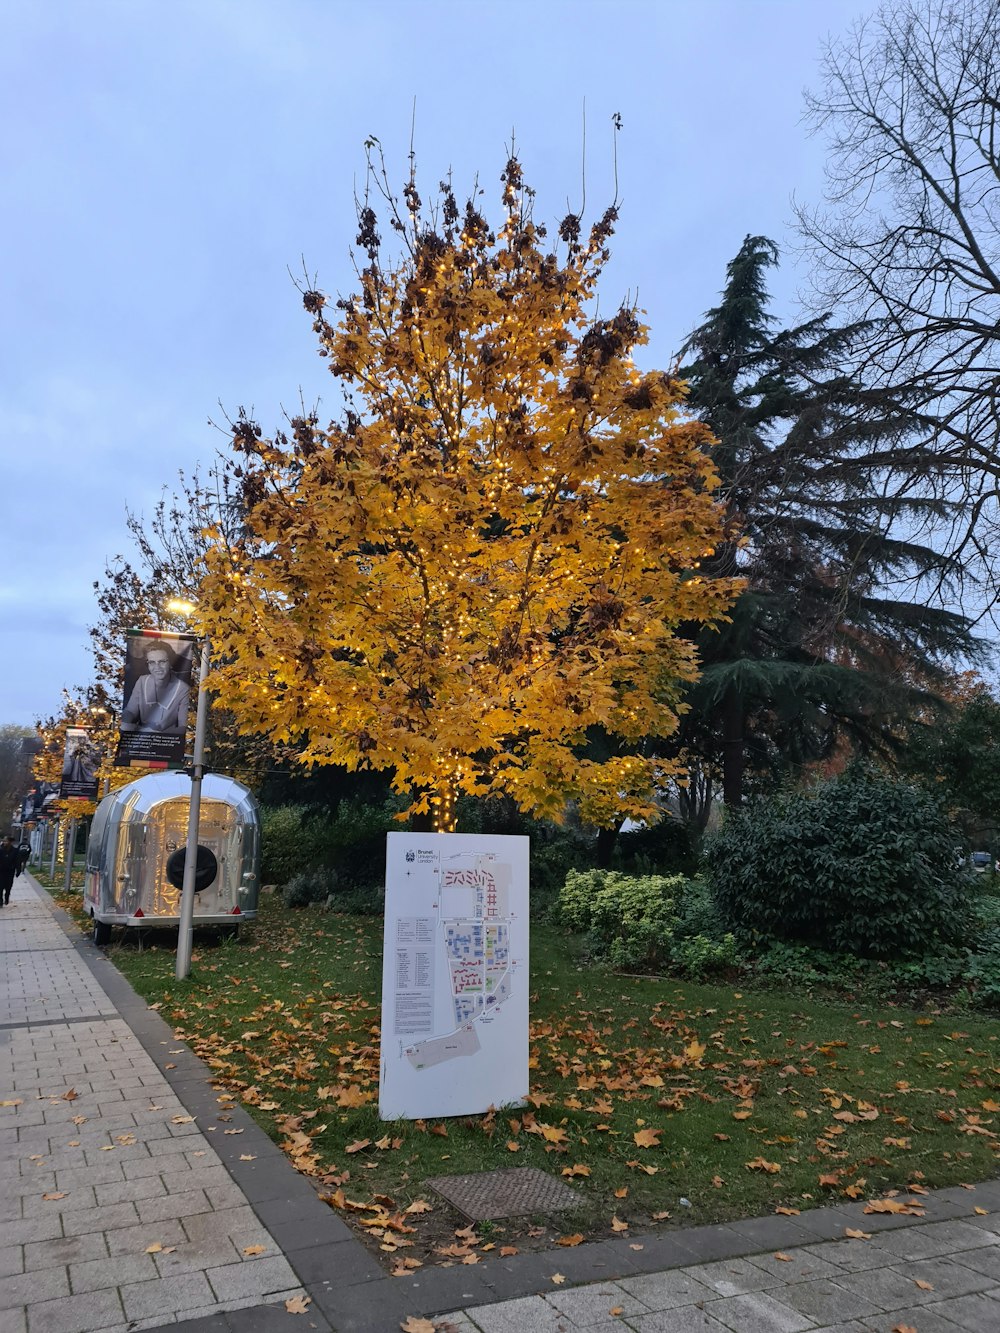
(378, 832), (529, 1120)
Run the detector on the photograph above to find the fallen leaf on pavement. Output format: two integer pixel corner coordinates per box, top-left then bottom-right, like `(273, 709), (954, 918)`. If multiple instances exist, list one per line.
(42, 1192), (67, 1201)
(242, 1245), (266, 1256)
(845, 1228), (871, 1240)
(284, 1294), (311, 1314)
(556, 1233), (584, 1247)
(774, 1252), (792, 1262)
(551, 1273), (566, 1284)
(399, 1319), (435, 1333)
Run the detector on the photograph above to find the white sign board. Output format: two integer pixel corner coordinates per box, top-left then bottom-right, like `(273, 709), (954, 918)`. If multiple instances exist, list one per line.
(379, 832), (529, 1120)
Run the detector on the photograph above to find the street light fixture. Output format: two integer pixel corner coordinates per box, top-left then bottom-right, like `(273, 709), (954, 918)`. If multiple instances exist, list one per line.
(166, 597), (210, 981)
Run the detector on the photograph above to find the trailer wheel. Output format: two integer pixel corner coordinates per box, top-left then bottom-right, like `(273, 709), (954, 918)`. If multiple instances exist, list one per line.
(93, 919), (113, 947)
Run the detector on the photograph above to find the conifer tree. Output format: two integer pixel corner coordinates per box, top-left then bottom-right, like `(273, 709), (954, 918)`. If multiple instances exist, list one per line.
(676, 235), (981, 820)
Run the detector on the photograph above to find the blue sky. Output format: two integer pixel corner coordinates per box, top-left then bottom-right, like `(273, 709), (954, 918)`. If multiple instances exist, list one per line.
(0, 0), (869, 728)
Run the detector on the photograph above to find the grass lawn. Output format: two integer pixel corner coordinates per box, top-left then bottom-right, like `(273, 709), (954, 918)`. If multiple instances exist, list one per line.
(50, 888), (1000, 1266)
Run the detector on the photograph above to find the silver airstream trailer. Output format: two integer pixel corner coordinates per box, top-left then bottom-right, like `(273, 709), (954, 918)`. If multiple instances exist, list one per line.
(84, 772), (261, 945)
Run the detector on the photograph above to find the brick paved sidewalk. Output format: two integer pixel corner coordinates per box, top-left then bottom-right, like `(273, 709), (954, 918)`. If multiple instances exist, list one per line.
(5, 872), (1000, 1332)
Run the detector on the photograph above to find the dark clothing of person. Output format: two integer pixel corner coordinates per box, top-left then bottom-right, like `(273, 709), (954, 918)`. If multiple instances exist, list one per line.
(17, 844), (30, 872)
(0, 842), (18, 905)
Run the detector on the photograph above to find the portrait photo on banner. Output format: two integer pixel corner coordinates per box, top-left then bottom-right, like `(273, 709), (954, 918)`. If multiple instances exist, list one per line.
(115, 630), (196, 767)
(60, 726), (102, 800)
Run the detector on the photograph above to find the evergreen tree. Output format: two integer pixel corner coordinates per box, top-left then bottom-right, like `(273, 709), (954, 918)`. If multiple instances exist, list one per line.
(674, 236), (982, 823)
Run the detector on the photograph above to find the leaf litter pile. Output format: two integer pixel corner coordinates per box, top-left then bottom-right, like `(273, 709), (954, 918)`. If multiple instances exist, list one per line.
(102, 897), (1000, 1271)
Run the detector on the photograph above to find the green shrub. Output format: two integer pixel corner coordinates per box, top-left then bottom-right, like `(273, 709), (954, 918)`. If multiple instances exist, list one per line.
(704, 766), (972, 958)
(614, 816), (697, 878)
(260, 805), (324, 884)
(283, 867), (338, 909)
(556, 869), (736, 976)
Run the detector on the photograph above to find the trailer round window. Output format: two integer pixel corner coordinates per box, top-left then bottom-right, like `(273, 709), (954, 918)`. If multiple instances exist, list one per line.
(166, 846), (218, 892)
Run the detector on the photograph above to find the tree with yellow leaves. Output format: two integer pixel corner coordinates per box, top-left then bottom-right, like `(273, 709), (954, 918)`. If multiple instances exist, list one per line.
(199, 148), (739, 829)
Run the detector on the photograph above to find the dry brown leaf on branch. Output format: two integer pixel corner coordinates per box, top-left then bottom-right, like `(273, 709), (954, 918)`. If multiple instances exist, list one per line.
(284, 1294), (311, 1314)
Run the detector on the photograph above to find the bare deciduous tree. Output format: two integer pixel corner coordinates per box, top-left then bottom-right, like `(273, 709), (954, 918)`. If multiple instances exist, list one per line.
(797, 0), (1000, 603)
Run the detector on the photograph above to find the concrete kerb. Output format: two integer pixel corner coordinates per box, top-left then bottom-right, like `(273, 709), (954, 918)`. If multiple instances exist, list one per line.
(24, 876), (1000, 1332)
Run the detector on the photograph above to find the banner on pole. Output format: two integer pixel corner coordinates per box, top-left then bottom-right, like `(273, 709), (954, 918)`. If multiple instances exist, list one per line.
(115, 629), (197, 767)
(59, 727), (101, 800)
(379, 832), (529, 1120)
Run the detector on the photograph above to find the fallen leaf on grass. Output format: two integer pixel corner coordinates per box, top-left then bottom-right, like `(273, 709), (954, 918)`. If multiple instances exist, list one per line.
(614, 1187), (628, 1199)
(499, 1246), (518, 1256)
(633, 1128), (661, 1148)
(345, 1139), (371, 1154)
(562, 1163), (591, 1178)
(651, 1210), (671, 1221)
(405, 1200), (433, 1214)
(284, 1294), (311, 1314)
(775, 1207), (800, 1216)
(745, 1157), (781, 1174)
(556, 1233), (584, 1247)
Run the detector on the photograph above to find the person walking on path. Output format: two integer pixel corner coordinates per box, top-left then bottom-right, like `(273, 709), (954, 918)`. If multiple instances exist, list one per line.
(0, 833), (18, 905)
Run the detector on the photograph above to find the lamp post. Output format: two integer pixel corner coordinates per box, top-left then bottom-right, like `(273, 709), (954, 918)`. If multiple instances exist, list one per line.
(166, 599), (209, 982)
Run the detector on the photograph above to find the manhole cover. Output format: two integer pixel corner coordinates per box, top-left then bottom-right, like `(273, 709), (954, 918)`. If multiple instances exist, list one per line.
(426, 1167), (579, 1220)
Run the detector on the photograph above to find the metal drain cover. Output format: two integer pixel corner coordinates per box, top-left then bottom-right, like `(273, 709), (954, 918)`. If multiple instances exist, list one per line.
(426, 1166), (580, 1220)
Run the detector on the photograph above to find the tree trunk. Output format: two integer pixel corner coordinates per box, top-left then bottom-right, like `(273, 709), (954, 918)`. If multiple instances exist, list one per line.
(722, 686), (745, 808)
